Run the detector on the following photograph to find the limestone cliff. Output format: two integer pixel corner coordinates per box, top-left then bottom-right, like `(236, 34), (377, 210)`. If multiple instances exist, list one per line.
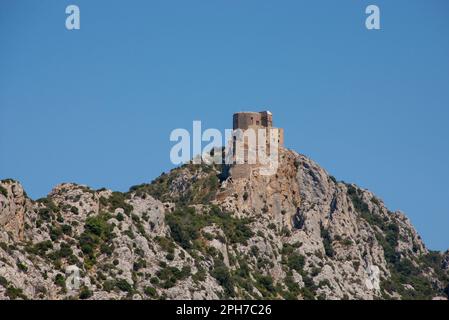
(0, 147), (448, 300)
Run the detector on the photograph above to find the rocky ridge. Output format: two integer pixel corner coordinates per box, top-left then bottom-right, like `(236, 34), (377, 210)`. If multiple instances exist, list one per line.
(0, 147), (448, 300)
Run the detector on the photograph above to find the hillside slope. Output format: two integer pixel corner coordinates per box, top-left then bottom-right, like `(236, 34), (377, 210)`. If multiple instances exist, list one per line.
(0, 147), (448, 300)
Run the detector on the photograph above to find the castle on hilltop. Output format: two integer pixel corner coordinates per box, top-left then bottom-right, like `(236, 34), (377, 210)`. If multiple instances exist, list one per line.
(225, 110), (284, 179)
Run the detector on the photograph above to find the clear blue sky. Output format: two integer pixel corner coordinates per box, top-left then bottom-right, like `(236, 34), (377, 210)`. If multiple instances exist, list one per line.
(1, 0), (448, 250)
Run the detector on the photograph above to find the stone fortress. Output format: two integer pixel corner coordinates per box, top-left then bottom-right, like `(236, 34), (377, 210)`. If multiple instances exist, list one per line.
(227, 110), (284, 179)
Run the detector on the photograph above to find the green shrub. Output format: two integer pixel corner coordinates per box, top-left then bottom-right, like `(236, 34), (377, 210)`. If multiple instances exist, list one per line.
(287, 253), (305, 272)
(85, 215), (112, 237)
(133, 258), (147, 271)
(61, 224), (72, 236)
(16, 261), (28, 272)
(283, 274), (301, 299)
(100, 243), (114, 256)
(25, 240), (53, 256)
(115, 279), (133, 292)
(0, 276), (8, 287)
(300, 287), (316, 300)
(155, 236), (175, 254)
(49, 225), (63, 241)
(211, 261), (234, 297)
(6, 286), (27, 300)
(165, 252), (175, 261)
(70, 206), (79, 215)
(255, 274), (275, 295)
(192, 268), (206, 283)
(78, 213), (113, 267)
(144, 286), (157, 298)
(155, 265), (191, 289)
(318, 279), (331, 288)
(320, 223), (334, 258)
(79, 286), (93, 299)
(116, 212), (124, 221)
(38, 208), (53, 222)
(102, 280), (115, 292)
(58, 242), (73, 258)
(54, 274), (65, 288)
(36, 198), (59, 218)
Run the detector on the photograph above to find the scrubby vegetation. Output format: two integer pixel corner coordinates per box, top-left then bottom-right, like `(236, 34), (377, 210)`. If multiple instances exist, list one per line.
(211, 260), (234, 297)
(100, 192), (133, 216)
(347, 184), (448, 299)
(165, 205), (254, 251)
(0, 275), (27, 300)
(78, 213), (114, 268)
(0, 156), (447, 301)
(154, 262), (191, 289)
(129, 163), (220, 205)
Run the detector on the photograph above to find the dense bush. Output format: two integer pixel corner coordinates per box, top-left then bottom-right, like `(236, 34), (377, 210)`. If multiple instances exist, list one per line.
(78, 214), (114, 267)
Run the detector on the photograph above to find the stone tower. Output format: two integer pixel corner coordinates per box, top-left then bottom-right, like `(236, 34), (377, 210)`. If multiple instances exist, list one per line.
(226, 110), (284, 179)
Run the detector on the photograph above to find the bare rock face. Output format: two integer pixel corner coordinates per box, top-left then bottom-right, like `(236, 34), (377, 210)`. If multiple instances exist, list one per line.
(0, 148), (447, 300)
(0, 180), (31, 242)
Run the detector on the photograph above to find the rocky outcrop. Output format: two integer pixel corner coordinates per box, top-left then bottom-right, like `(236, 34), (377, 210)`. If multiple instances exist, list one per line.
(0, 180), (31, 242)
(0, 148), (447, 300)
